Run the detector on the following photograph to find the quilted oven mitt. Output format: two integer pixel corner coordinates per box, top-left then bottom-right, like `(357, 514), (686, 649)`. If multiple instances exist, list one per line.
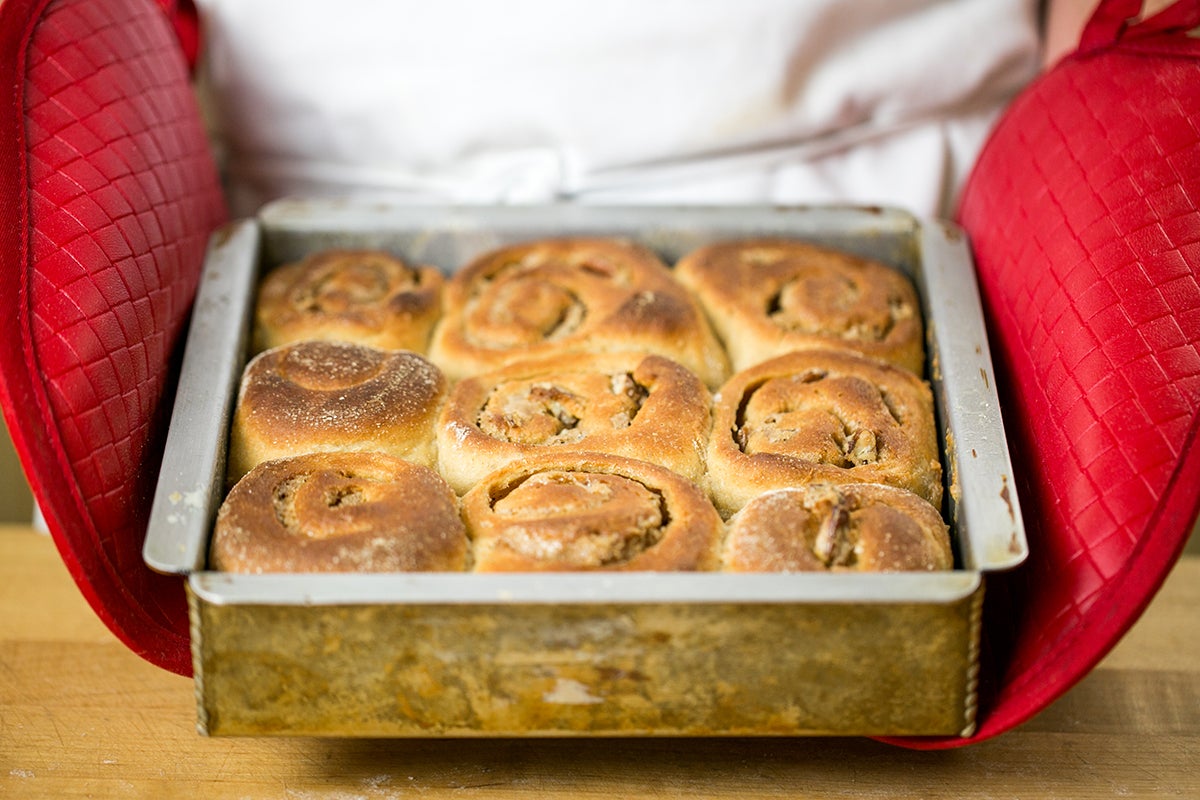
(0, 0), (226, 675)
(915, 0), (1200, 746)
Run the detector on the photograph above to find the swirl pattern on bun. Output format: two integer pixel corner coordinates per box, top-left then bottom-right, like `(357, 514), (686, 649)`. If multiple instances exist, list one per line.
(675, 238), (924, 374)
(211, 451), (468, 573)
(723, 484), (952, 572)
(254, 249), (444, 354)
(462, 452), (722, 572)
(437, 352), (711, 494)
(429, 237), (729, 388)
(707, 349), (942, 516)
(227, 340), (447, 482)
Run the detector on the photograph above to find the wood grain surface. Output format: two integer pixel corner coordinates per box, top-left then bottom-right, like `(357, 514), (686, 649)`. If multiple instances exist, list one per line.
(1, 524), (1196, 799)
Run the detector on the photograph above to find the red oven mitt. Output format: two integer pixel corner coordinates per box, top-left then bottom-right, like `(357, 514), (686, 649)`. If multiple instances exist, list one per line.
(900, 0), (1200, 747)
(0, 0), (225, 675)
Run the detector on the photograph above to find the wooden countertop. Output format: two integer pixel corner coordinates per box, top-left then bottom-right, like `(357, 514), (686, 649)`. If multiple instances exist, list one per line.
(1, 524), (1197, 799)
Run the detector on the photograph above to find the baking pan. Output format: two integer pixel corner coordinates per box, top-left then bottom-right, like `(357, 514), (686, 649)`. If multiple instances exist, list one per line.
(145, 200), (1026, 737)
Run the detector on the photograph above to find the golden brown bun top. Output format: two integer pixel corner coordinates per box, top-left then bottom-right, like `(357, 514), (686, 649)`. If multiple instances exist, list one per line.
(724, 483), (952, 572)
(708, 348), (943, 514)
(211, 451), (467, 573)
(437, 351), (712, 492)
(675, 237), (924, 374)
(236, 340), (446, 444)
(227, 340), (447, 481)
(462, 452), (722, 572)
(430, 237), (729, 387)
(466, 352), (707, 450)
(253, 249), (444, 353)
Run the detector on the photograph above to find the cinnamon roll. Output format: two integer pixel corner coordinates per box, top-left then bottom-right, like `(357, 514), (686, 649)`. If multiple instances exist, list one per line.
(674, 238), (924, 374)
(723, 484), (952, 572)
(253, 249), (444, 354)
(227, 340), (447, 482)
(428, 237), (730, 388)
(462, 453), (722, 572)
(437, 352), (712, 494)
(211, 451), (468, 573)
(707, 349), (942, 516)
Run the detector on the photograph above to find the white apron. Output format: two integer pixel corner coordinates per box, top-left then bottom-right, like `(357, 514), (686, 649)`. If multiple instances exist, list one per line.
(194, 0), (1041, 217)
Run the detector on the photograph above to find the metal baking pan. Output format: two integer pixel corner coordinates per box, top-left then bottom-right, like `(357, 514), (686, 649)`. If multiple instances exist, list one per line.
(145, 200), (1027, 737)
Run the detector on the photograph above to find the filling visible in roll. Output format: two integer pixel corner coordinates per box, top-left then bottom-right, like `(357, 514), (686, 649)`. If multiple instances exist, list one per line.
(733, 370), (898, 468)
(463, 453), (721, 572)
(708, 349), (942, 516)
(723, 484), (952, 572)
(436, 352), (710, 494)
(476, 372), (648, 445)
(487, 470), (666, 567)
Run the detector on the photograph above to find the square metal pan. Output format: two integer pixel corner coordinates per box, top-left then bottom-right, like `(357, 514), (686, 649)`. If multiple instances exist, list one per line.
(145, 201), (1026, 737)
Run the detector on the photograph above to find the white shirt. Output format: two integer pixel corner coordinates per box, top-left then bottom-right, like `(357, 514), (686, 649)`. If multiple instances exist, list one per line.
(195, 0), (1041, 217)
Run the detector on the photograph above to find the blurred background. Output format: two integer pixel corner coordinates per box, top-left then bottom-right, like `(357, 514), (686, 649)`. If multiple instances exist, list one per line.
(1, 420), (33, 523)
